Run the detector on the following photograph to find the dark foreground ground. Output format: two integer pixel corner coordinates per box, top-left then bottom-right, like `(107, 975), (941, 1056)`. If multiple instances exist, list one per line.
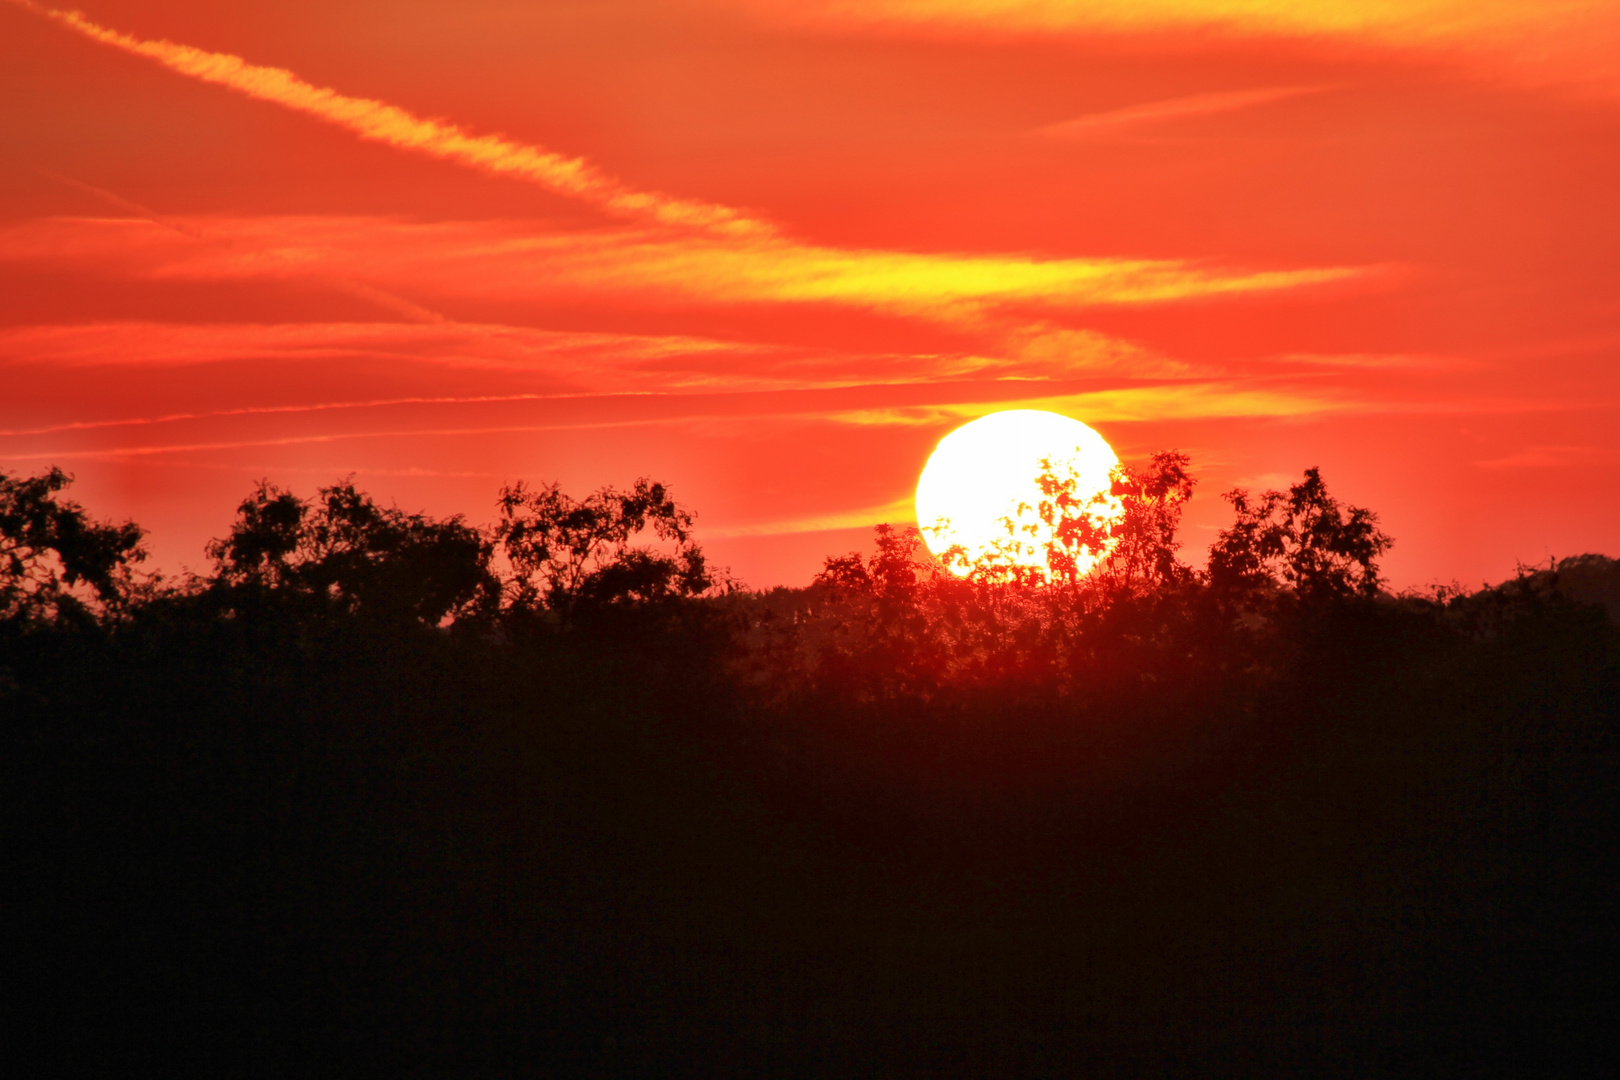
(7, 584), (1619, 1079)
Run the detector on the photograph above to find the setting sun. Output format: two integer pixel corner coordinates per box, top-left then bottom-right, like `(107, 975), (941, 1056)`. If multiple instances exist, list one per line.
(914, 410), (1121, 577)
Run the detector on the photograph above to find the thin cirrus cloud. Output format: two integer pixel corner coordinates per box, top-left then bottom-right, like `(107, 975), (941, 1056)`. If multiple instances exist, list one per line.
(0, 317), (1360, 471)
(0, 319), (890, 394)
(828, 382), (1344, 429)
(0, 202), (1389, 477)
(0, 372), (1347, 465)
(708, 497), (921, 538)
(738, 0), (1620, 94)
(41, 173), (451, 325)
(1033, 85), (1334, 140)
(0, 319), (1199, 424)
(1474, 445), (1617, 470)
(745, 0), (1605, 38)
(0, 419), (731, 465)
(0, 394), (595, 440)
(0, 215), (1368, 328)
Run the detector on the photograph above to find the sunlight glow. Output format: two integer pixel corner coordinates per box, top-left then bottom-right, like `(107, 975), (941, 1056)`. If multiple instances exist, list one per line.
(915, 410), (1121, 578)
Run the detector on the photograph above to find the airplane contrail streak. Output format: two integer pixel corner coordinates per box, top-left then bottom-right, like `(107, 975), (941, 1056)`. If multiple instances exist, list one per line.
(11, 0), (772, 237)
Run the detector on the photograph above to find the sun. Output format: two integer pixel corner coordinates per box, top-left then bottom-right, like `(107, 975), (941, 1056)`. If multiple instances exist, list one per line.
(915, 410), (1122, 578)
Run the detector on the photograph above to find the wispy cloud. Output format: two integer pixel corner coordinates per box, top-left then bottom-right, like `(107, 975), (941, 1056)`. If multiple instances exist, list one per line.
(39, 171), (213, 241)
(826, 382), (1347, 428)
(0, 319), (1351, 465)
(753, 0), (1594, 38)
(707, 497), (918, 537)
(1034, 86), (1332, 140)
(431, 227), (1359, 318)
(0, 215), (1371, 328)
(39, 171), (450, 324)
(7, 5), (1373, 331)
(1475, 444), (1617, 470)
(14, 2), (770, 237)
(0, 319), (891, 394)
(735, 0), (1620, 95)
(0, 390), (657, 439)
(0, 415), (732, 464)
(1264, 351), (1472, 371)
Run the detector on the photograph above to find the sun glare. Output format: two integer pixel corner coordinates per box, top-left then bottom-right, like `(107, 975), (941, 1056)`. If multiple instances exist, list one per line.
(915, 410), (1122, 578)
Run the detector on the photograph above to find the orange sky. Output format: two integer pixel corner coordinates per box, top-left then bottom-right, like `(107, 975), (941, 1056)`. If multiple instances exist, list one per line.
(3, 0), (1617, 588)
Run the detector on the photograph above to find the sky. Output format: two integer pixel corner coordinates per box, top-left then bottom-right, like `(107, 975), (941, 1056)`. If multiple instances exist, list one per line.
(2, 0), (1617, 589)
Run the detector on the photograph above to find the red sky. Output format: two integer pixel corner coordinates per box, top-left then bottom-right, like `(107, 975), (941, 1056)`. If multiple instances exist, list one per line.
(3, 0), (1618, 589)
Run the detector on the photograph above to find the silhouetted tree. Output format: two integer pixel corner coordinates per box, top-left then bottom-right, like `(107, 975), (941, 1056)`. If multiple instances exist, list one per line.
(1207, 466), (1393, 603)
(495, 477), (715, 622)
(205, 481), (307, 592)
(1037, 451), (1197, 593)
(1031, 458), (1120, 585)
(1, 467), (146, 626)
(799, 524), (959, 699)
(816, 523), (928, 606)
(759, 452), (1206, 702)
(207, 479), (498, 626)
(1102, 451), (1197, 592)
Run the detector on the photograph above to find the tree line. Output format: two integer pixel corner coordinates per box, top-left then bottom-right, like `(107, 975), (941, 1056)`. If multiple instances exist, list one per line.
(4, 459), (1617, 1077)
(2, 467), (724, 633)
(0, 451), (1404, 639)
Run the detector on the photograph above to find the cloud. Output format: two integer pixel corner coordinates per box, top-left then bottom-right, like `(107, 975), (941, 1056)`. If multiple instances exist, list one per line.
(827, 381), (1344, 427)
(436, 228), (1357, 318)
(751, 0), (1600, 39)
(14, 2), (770, 237)
(0, 415), (732, 464)
(1264, 351), (1472, 371)
(7, 6), (1372, 330)
(706, 497), (918, 537)
(0, 319), (1344, 468)
(0, 319), (1209, 433)
(1475, 444), (1617, 470)
(1034, 86), (1333, 139)
(0, 319), (877, 393)
(0, 215), (1370, 328)
(732, 0), (1620, 96)
(37, 173), (451, 323)
(997, 325), (1192, 377)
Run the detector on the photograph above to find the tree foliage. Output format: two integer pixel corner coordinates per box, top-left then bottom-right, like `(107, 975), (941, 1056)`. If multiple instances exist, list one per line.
(1036, 449), (1197, 592)
(1207, 466), (1393, 603)
(207, 479), (499, 626)
(495, 477), (716, 621)
(738, 459), (1403, 704)
(0, 467), (146, 625)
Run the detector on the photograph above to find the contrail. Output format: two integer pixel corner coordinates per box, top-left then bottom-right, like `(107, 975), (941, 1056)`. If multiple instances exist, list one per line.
(38, 169), (450, 323)
(0, 390), (650, 439)
(1035, 85), (1334, 139)
(12, 1), (771, 237)
(0, 415), (744, 463)
(39, 170), (212, 241)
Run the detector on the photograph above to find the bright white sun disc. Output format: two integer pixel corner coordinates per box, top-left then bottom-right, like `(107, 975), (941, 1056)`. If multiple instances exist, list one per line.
(914, 410), (1120, 576)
